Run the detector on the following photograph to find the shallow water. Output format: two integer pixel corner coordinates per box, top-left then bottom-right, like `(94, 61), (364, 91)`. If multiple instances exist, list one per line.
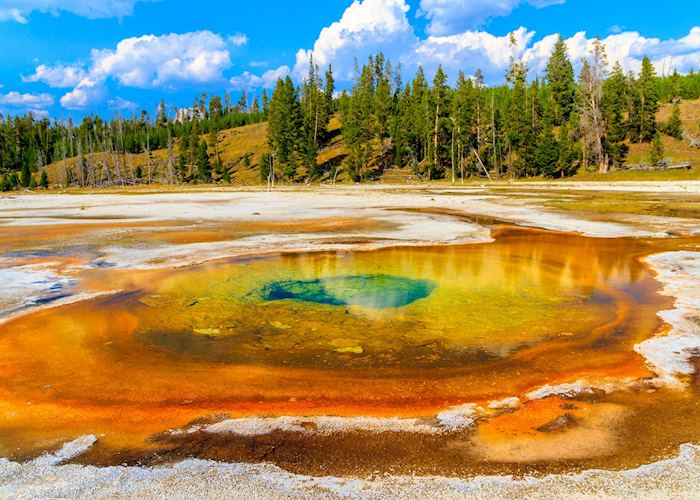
(0, 225), (687, 465)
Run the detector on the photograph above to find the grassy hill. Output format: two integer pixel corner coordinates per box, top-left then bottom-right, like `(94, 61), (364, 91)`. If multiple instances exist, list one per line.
(44, 116), (350, 187)
(44, 99), (700, 186)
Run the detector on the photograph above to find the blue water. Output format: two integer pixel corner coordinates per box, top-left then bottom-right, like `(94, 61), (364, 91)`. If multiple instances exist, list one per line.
(259, 274), (436, 309)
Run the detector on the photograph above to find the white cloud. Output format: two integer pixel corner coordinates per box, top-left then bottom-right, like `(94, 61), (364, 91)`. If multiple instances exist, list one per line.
(249, 60), (268, 68)
(39, 30), (235, 109)
(22, 63), (86, 88)
(418, 0), (564, 36)
(229, 65), (291, 90)
(0, 91), (54, 109)
(108, 96), (139, 112)
(0, 0), (149, 22)
(414, 27), (700, 83)
(59, 76), (106, 109)
(228, 32), (248, 47)
(90, 31), (232, 88)
(522, 28), (700, 78)
(416, 26), (535, 81)
(294, 0), (700, 87)
(294, 0), (416, 80)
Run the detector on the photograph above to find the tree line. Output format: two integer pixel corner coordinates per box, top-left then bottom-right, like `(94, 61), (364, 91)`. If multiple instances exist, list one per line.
(0, 91), (267, 191)
(3, 34), (700, 191)
(266, 36), (699, 183)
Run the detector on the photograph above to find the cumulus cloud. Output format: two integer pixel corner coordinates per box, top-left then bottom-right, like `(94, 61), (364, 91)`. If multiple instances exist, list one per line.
(418, 0), (564, 36)
(415, 26), (535, 81)
(21, 63), (86, 88)
(229, 65), (291, 90)
(522, 28), (700, 78)
(26, 30), (235, 109)
(294, 0), (416, 80)
(90, 31), (232, 88)
(0, 0), (149, 23)
(59, 76), (106, 110)
(414, 27), (700, 83)
(294, 0), (700, 86)
(0, 91), (54, 109)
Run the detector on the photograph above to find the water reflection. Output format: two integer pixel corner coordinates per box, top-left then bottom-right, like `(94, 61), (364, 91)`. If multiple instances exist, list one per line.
(0, 227), (676, 457)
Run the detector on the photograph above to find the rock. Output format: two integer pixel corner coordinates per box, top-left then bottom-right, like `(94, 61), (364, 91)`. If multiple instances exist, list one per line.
(536, 413), (578, 433)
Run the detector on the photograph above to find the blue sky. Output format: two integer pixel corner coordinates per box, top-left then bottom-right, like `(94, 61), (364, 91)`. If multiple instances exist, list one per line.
(1, 0), (699, 119)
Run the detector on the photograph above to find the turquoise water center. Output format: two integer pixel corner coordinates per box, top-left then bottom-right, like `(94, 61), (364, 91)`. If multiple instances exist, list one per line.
(258, 274), (437, 309)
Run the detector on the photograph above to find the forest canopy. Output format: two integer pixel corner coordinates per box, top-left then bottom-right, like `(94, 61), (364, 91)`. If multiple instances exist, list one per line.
(2, 35), (700, 191)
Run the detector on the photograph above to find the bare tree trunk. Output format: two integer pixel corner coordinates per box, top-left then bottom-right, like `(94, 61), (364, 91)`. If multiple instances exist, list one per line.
(491, 93), (498, 177)
(61, 131), (67, 187)
(167, 129), (175, 184)
(146, 133), (152, 184)
(433, 103), (439, 170)
(450, 122), (455, 183)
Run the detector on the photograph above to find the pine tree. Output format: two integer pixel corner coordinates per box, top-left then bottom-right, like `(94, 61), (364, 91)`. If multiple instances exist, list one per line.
(545, 35), (576, 125)
(429, 65), (451, 180)
(535, 127), (560, 178)
(664, 102), (683, 140)
(39, 170), (49, 189)
(374, 57), (393, 168)
(557, 121), (580, 177)
(505, 34), (532, 177)
(397, 67), (431, 171)
(602, 62), (629, 167)
(262, 89), (270, 116)
(453, 71), (476, 180)
(341, 61), (376, 181)
(20, 163), (31, 187)
(196, 140), (211, 182)
(637, 57), (659, 142)
(221, 163), (231, 183)
(301, 56), (322, 178)
(649, 132), (664, 165)
(325, 64), (335, 117)
(268, 77), (304, 180)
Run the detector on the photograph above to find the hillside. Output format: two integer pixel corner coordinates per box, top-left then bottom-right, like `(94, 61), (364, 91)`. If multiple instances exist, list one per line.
(44, 116), (349, 187)
(44, 99), (700, 186)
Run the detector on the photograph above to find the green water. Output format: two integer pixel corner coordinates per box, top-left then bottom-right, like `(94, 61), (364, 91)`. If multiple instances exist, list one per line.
(123, 230), (662, 370)
(258, 274), (436, 309)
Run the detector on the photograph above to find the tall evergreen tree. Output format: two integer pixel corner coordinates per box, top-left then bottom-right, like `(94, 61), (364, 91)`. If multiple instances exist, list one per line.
(545, 35), (576, 125)
(505, 34), (532, 177)
(602, 62), (629, 167)
(429, 66), (451, 180)
(196, 140), (211, 182)
(268, 77), (304, 180)
(453, 71), (476, 180)
(664, 102), (683, 140)
(636, 56), (660, 142)
(341, 61), (376, 181)
(324, 65), (335, 116)
(649, 132), (664, 165)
